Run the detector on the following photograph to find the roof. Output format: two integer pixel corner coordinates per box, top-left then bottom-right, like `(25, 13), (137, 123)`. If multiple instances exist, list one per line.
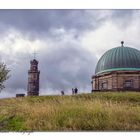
(95, 42), (140, 75)
(30, 59), (38, 65)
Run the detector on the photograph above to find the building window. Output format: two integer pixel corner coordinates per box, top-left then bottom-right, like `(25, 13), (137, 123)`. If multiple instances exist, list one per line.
(100, 81), (108, 90)
(124, 80), (133, 89)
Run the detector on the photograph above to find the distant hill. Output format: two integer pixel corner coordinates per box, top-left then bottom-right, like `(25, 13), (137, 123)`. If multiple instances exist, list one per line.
(0, 92), (140, 131)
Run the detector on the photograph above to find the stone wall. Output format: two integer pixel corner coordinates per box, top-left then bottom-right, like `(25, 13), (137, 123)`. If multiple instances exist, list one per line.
(92, 71), (140, 91)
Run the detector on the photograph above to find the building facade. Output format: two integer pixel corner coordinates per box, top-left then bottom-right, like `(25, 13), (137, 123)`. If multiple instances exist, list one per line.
(27, 59), (40, 96)
(92, 42), (140, 92)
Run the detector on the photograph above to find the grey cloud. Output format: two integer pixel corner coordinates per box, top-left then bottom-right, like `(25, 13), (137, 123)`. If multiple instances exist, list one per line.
(108, 10), (137, 29)
(3, 53), (30, 94)
(0, 10), (137, 33)
(0, 9), (129, 39)
(39, 44), (97, 92)
(111, 10), (135, 19)
(0, 10), (94, 36)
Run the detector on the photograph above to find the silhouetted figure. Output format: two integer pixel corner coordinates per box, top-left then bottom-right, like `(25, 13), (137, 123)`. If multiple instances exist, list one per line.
(61, 90), (65, 95)
(72, 88), (75, 95)
(74, 87), (78, 94)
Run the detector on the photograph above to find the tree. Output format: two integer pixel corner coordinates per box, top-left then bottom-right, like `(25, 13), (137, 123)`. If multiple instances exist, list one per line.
(0, 62), (10, 92)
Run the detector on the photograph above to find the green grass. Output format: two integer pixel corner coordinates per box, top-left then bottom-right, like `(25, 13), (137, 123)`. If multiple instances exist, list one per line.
(0, 92), (140, 131)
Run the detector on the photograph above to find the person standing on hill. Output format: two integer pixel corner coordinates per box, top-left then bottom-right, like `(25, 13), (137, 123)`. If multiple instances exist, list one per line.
(61, 90), (65, 95)
(72, 88), (75, 95)
(74, 87), (78, 94)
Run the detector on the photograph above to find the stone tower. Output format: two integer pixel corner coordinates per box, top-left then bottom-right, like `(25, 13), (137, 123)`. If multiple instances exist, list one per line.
(27, 59), (40, 96)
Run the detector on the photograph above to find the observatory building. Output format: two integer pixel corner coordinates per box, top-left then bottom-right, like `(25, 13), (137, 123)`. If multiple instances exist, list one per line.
(92, 41), (140, 92)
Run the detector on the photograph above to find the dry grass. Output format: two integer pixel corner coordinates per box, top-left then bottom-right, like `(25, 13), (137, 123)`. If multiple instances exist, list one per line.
(0, 92), (140, 131)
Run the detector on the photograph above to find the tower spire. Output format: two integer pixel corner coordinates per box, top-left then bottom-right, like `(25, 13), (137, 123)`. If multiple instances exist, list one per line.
(33, 49), (38, 59)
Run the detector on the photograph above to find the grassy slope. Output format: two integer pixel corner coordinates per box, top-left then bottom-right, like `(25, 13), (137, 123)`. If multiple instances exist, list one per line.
(0, 92), (140, 131)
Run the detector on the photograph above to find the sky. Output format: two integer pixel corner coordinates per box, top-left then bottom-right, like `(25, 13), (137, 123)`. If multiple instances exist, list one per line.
(0, 9), (140, 98)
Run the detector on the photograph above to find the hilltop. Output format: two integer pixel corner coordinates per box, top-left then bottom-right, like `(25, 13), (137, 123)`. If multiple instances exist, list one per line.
(0, 92), (140, 131)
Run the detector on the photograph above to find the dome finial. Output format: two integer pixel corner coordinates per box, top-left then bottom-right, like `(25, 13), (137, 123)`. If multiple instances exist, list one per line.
(121, 41), (124, 47)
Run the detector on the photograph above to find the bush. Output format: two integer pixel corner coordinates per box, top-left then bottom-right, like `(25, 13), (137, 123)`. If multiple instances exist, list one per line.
(0, 62), (10, 92)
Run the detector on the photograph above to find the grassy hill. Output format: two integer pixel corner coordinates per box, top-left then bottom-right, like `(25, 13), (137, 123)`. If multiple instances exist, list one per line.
(0, 92), (140, 131)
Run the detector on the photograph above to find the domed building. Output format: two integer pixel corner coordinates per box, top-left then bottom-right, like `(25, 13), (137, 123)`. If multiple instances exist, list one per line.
(91, 41), (140, 92)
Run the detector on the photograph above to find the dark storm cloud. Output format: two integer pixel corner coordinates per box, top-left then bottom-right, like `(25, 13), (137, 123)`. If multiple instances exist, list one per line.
(109, 10), (136, 28)
(0, 9), (136, 39)
(0, 10), (94, 36)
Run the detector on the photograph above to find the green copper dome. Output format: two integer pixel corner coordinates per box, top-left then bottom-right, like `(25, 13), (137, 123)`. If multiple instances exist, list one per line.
(95, 42), (140, 75)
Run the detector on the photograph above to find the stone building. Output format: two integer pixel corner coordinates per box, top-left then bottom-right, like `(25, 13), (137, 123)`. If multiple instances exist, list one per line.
(91, 41), (140, 92)
(27, 59), (40, 96)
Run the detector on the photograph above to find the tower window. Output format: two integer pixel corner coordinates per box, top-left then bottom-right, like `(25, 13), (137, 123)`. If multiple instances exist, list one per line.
(33, 66), (37, 70)
(33, 75), (36, 79)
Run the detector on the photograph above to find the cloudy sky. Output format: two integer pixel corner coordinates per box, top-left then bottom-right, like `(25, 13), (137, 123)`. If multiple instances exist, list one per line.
(0, 10), (140, 98)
